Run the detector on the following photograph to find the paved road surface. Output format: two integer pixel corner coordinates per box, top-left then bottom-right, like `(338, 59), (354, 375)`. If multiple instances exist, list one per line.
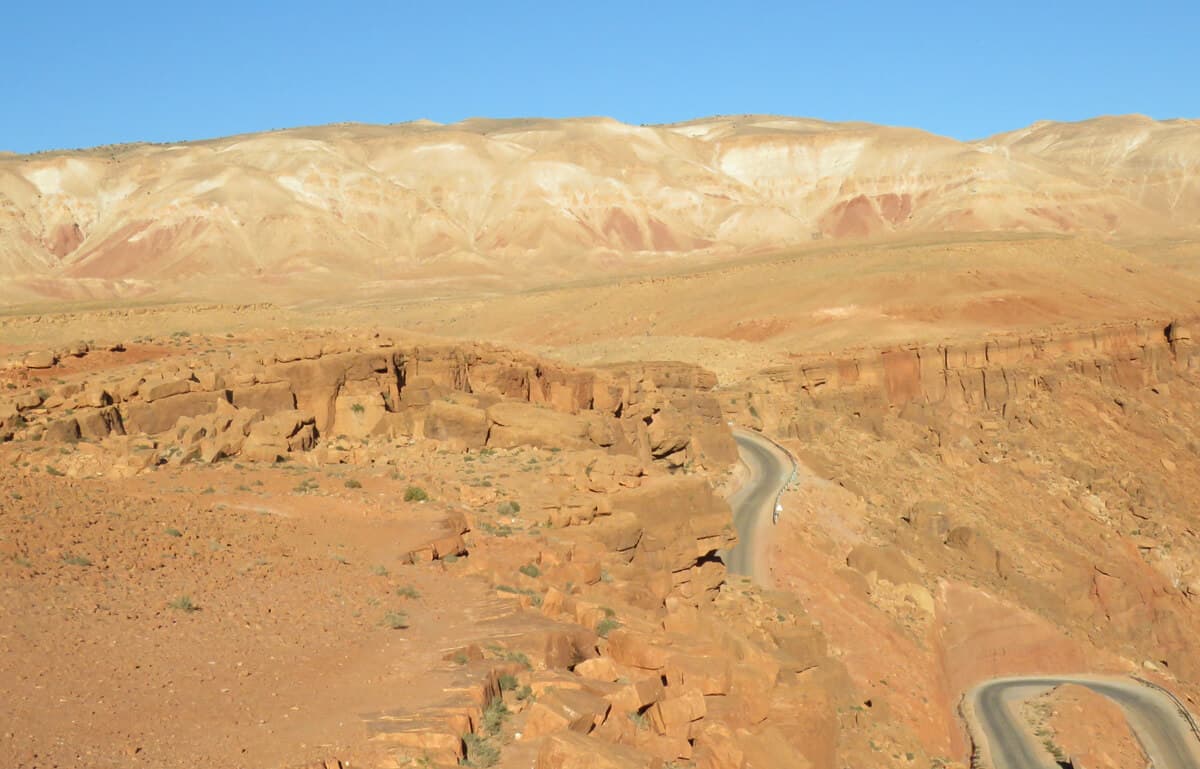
(971, 676), (1200, 769)
(724, 429), (791, 583)
(719, 430), (1200, 769)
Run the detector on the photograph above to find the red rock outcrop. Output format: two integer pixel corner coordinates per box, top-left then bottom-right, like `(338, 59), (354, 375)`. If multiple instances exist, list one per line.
(745, 315), (1198, 435)
(2, 335), (737, 477)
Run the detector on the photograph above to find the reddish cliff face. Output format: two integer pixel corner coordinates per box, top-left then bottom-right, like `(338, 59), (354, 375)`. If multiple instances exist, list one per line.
(742, 316), (1196, 432)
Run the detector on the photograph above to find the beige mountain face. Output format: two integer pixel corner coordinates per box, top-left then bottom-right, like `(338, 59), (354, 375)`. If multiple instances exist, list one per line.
(2, 114), (1197, 304)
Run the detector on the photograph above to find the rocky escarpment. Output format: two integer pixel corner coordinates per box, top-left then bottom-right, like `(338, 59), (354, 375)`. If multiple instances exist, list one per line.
(738, 315), (1197, 434)
(369, 470), (845, 769)
(0, 335), (737, 477)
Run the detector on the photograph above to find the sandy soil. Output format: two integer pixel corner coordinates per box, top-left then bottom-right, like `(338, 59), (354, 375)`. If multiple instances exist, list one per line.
(0, 457), (525, 768)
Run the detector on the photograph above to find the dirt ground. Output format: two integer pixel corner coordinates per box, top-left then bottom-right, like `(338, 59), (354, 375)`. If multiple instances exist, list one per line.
(0, 454), (534, 768)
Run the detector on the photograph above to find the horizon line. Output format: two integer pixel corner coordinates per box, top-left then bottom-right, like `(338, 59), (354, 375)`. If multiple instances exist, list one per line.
(3, 111), (1196, 158)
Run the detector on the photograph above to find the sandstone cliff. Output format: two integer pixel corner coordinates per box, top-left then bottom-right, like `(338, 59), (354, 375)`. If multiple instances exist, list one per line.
(0, 333), (738, 476)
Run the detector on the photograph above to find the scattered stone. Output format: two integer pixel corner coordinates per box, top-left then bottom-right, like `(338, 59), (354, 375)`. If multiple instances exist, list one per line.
(23, 350), (57, 369)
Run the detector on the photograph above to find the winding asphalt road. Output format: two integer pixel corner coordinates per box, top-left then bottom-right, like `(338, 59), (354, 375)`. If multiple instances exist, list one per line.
(970, 676), (1200, 769)
(720, 428), (1200, 769)
(725, 429), (792, 582)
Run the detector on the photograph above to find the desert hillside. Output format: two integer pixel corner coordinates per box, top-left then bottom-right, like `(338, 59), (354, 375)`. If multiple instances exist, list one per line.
(5, 112), (1200, 769)
(2, 114), (1198, 303)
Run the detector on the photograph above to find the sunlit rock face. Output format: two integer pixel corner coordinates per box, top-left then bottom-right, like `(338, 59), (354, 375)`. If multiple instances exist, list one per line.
(2, 114), (1197, 302)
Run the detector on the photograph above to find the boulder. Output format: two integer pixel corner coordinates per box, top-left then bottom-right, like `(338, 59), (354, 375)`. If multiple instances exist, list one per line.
(946, 526), (1009, 578)
(845, 544), (920, 586)
(528, 671), (594, 698)
(193, 370), (225, 391)
(122, 391), (229, 435)
(231, 382), (296, 414)
(903, 500), (951, 541)
(536, 731), (661, 769)
(370, 410), (421, 439)
(646, 411), (690, 459)
(573, 656), (620, 683)
(613, 476), (734, 575)
(364, 722), (463, 765)
(73, 386), (113, 408)
(288, 423), (318, 452)
(582, 411), (623, 449)
(770, 626), (828, 674)
(569, 452), (644, 493)
(175, 415), (211, 447)
(606, 629), (669, 671)
(115, 376), (144, 402)
(257, 410), (311, 439)
(542, 497), (600, 528)
(530, 368), (598, 414)
(664, 653), (732, 695)
(424, 400), (489, 449)
(226, 404), (264, 437)
(637, 735), (693, 763)
(588, 512), (644, 554)
(242, 410), (317, 461)
(486, 401), (592, 450)
(23, 350), (57, 369)
(522, 688), (611, 738)
(142, 377), (193, 402)
(612, 476), (726, 529)
(397, 375), (444, 407)
(242, 432), (290, 462)
(0, 409), (22, 442)
(687, 423), (740, 468)
(13, 391), (44, 411)
(43, 416), (81, 443)
(693, 721), (745, 769)
(199, 432), (245, 464)
(647, 688), (706, 738)
(467, 362), (533, 402)
(65, 340), (89, 357)
(76, 406), (125, 441)
(265, 350), (392, 432)
(605, 676), (665, 715)
(332, 392), (387, 438)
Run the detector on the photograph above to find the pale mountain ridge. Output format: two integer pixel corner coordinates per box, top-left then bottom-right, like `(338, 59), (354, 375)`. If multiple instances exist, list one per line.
(1, 114), (1196, 303)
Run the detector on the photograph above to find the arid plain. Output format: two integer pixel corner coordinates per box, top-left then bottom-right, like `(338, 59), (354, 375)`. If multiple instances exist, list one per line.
(3, 114), (1200, 769)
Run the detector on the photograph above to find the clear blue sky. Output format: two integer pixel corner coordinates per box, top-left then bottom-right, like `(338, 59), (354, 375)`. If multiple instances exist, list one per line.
(3, 0), (1195, 153)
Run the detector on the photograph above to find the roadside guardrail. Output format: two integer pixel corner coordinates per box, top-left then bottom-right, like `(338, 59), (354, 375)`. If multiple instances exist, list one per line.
(744, 427), (798, 525)
(1131, 675), (1200, 747)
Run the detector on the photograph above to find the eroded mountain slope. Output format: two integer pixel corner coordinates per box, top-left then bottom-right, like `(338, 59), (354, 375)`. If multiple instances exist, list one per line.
(3, 114), (1197, 303)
